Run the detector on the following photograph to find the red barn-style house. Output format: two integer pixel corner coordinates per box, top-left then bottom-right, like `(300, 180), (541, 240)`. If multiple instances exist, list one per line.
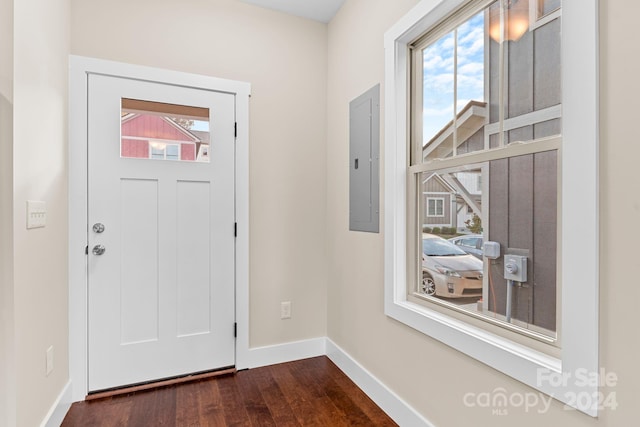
(120, 111), (201, 161)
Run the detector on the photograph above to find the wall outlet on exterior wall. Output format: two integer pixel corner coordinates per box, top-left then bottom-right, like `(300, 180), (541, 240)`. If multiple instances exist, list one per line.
(46, 345), (54, 376)
(281, 301), (291, 319)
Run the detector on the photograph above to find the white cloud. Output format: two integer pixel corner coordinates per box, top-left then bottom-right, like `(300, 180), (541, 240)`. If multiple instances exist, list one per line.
(420, 10), (486, 138)
(458, 62), (484, 75)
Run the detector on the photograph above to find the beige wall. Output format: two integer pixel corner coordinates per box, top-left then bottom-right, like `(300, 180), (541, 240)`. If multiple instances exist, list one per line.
(4, 0), (636, 425)
(0, 0), (15, 425)
(327, 0), (637, 425)
(6, 0), (71, 426)
(70, 0), (328, 348)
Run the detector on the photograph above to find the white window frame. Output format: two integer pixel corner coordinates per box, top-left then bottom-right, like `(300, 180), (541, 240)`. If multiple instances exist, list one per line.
(149, 141), (181, 160)
(384, 0), (598, 416)
(426, 197), (445, 217)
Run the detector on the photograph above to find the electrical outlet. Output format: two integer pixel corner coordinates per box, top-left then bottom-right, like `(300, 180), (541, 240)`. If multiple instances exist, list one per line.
(46, 346), (54, 376)
(281, 301), (291, 319)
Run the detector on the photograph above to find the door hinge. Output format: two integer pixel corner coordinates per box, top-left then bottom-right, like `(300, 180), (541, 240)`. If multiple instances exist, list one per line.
(234, 122), (237, 138)
(85, 245), (88, 255)
(234, 222), (237, 237)
(234, 322), (237, 338)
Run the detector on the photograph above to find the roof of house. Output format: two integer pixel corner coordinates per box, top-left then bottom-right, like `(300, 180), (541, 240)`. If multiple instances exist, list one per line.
(422, 100), (487, 160)
(121, 113), (201, 143)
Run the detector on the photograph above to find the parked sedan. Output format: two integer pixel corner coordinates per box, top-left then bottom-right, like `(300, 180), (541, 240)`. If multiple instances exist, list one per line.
(448, 234), (483, 259)
(421, 234), (484, 298)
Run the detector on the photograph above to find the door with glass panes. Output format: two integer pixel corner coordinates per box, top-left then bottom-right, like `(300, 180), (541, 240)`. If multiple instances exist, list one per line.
(87, 74), (235, 392)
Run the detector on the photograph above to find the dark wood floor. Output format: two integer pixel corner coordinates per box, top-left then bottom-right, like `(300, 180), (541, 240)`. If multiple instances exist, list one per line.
(62, 356), (397, 426)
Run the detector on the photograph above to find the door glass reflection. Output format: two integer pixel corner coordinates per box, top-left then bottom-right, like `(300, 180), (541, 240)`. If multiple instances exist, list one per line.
(121, 98), (210, 163)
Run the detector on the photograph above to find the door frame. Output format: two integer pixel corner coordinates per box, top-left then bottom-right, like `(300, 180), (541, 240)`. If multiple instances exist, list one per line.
(69, 55), (251, 402)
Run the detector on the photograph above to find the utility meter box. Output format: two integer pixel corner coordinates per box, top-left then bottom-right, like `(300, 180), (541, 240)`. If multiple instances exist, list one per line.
(483, 241), (500, 259)
(504, 254), (527, 282)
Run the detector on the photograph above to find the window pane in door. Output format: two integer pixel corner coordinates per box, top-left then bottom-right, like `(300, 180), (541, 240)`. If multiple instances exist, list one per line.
(121, 98), (210, 163)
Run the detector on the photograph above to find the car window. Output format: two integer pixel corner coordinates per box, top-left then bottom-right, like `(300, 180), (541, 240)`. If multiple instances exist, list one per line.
(460, 238), (475, 247)
(423, 238), (467, 256)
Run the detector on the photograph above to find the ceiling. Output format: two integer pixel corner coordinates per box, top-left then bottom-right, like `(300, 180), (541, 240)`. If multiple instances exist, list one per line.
(237, 0), (345, 23)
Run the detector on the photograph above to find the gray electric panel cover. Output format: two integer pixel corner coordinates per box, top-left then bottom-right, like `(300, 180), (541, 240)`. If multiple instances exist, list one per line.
(349, 84), (380, 233)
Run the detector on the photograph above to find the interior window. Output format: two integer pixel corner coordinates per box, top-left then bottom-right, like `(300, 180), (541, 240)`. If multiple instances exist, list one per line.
(410, 0), (561, 339)
(385, 0), (598, 415)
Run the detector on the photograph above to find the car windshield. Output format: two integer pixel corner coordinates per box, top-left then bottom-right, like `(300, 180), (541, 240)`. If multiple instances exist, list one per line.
(423, 238), (467, 256)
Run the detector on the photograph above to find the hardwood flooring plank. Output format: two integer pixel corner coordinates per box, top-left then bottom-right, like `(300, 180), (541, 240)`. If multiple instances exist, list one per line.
(331, 370), (397, 426)
(61, 356), (397, 427)
(291, 358), (377, 426)
(175, 381), (200, 427)
(216, 372), (252, 426)
(199, 378), (228, 427)
(235, 368), (277, 426)
(62, 395), (135, 427)
(320, 358), (396, 426)
(252, 366), (301, 427)
(268, 363), (332, 426)
(126, 386), (176, 427)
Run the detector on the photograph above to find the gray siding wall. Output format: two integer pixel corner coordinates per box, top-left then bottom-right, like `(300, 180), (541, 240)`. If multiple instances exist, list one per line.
(488, 15), (561, 124)
(484, 12), (561, 332)
(488, 151), (557, 332)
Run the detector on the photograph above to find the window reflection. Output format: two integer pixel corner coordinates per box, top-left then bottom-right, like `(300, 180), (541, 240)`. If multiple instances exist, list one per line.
(121, 98), (210, 163)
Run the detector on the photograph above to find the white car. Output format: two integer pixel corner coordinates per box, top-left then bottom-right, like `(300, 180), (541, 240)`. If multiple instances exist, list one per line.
(448, 234), (483, 259)
(421, 234), (483, 298)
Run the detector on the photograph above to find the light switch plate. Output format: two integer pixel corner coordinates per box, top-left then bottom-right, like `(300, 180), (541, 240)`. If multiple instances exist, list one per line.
(27, 200), (47, 229)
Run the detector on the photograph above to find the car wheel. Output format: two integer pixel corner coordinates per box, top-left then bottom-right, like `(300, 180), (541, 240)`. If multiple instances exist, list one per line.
(421, 272), (436, 296)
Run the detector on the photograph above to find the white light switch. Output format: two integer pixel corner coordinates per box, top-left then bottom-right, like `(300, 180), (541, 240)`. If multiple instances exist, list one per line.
(27, 200), (47, 229)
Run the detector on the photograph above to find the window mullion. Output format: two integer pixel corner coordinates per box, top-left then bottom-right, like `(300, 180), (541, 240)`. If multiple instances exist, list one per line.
(453, 28), (458, 157)
(498, 0), (506, 148)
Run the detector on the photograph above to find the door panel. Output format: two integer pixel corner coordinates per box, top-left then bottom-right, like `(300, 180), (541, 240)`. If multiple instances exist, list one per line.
(87, 74), (235, 392)
(176, 180), (212, 337)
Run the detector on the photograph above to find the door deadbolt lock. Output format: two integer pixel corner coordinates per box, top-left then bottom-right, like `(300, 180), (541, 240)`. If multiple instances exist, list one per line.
(92, 244), (106, 256)
(93, 223), (105, 233)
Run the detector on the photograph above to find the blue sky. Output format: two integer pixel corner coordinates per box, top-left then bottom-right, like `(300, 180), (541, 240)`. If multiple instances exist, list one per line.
(191, 120), (210, 132)
(422, 11), (485, 142)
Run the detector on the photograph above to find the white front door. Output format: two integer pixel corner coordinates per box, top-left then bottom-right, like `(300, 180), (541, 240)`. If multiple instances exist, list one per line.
(87, 74), (236, 392)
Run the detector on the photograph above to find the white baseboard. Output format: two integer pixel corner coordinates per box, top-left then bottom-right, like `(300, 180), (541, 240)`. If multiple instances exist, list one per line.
(238, 336), (326, 369)
(40, 380), (72, 427)
(326, 339), (434, 427)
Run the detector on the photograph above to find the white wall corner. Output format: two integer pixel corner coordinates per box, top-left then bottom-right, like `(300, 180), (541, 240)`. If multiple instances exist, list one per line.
(40, 380), (72, 427)
(326, 339), (434, 427)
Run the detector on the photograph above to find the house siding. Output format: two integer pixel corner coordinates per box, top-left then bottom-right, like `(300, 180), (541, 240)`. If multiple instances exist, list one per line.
(121, 115), (198, 161)
(180, 142), (195, 161)
(121, 138), (149, 158)
(122, 114), (194, 141)
(423, 176), (453, 227)
(487, 151), (557, 331)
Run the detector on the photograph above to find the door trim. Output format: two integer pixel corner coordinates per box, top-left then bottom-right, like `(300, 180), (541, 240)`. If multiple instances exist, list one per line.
(69, 55), (251, 401)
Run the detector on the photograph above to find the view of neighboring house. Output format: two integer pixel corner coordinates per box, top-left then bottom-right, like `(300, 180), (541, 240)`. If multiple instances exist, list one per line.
(191, 129), (211, 162)
(120, 112), (209, 162)
(422, 170), (482, 232)
(419, 4), (561, 332)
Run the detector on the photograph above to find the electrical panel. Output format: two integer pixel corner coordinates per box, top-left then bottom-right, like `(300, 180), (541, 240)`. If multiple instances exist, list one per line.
(349, 84), (380, 233)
